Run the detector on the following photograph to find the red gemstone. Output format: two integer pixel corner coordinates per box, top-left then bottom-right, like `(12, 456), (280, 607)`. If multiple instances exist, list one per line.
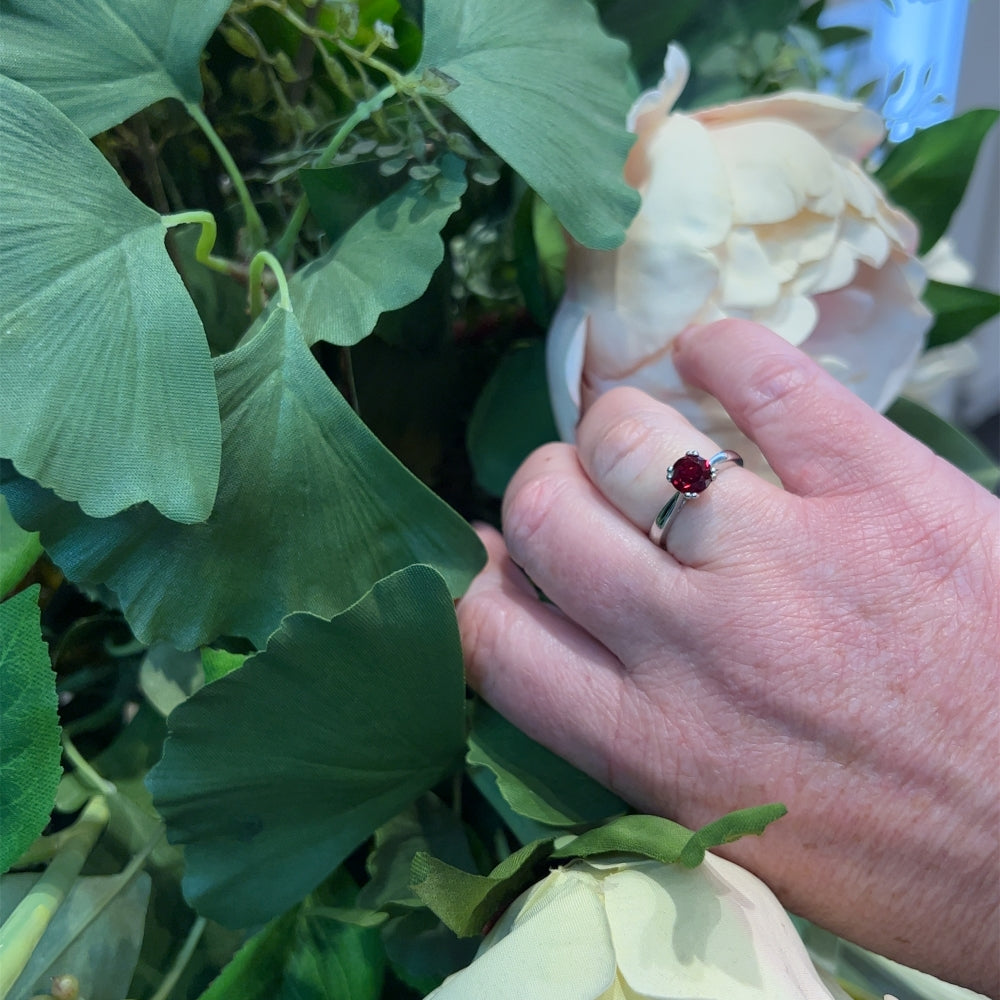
(670, 454), (713, 493)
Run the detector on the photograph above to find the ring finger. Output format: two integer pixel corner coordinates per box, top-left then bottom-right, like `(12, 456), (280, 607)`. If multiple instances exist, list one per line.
(575, 386), (782, 569)
(501, 442), (699, 660)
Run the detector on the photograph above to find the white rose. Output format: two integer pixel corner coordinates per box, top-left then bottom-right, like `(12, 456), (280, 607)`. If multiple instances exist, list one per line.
(547, 45), (932, 471)
(426, 853), (852, 999)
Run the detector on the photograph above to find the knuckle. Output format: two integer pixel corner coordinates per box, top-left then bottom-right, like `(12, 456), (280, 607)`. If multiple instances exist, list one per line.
(455, 591), (503, 693)
(740, 351), (822, 430)
(502, 467), (573, 563)
(588, 412), (662, 487)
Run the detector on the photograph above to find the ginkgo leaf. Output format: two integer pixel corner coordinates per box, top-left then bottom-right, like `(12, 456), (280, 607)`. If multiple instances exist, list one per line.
(0, 76), (220, 524)
(289, 155), (467, 346)
(146, 565), (467, 926)
(1, 306), (485, 650)
(1, 0), (233, 135)
(415, 0), (640, 249)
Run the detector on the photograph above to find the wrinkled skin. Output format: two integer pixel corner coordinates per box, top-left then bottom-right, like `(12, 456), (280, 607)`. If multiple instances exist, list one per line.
(458, 320), (1000, 996)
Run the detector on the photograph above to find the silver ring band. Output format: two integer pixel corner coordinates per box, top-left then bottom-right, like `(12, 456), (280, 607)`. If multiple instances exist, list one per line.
(649, 449), (743, 549)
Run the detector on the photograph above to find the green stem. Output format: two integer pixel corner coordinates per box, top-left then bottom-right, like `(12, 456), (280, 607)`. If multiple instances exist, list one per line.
(186, 103), (267, 250)
(273, 82), (397, 260)
(274, 198), (311, 264)
(148, 916), (207, 1000)
(161, 210), (238, 276)
(316, 83), (397, 169)
(62, 731), (116, 798)
(0, 796), (109, 998)
(248, 250), (291, 317)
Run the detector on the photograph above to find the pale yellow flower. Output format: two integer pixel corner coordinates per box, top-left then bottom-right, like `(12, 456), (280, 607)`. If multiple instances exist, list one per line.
(426, 853), (852, 999)
(548, 45), (932, 472)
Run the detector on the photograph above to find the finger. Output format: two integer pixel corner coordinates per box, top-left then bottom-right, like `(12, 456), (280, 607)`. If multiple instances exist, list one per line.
(673, 319), (912, 496)
(499, 443), (699, 657)
(575, 386), (781, 569)
(457, 525), (630, 787)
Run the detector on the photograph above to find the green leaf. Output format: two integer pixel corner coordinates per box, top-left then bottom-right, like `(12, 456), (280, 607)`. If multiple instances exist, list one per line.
(290, 156), (467, 346)
(138, 643), (204, 716)
(299, 161), (402, 243)
(1, 495), (42, 596)
(147, 565), (468, 926)
(468, 767), (557, 847)
(410, 838), (554, 937)
(887, 397), (1000, 492)
(466, 341), (560, 498)
(0, 76), (220, 524)
(279, 871), (386, 1000)
(922, 280), (1000, 349)
(358, 795), (477, 911)
(415, 0), (640, 250)
(380, 908), (477, 994)
(1, 0), (233, 136)
(466, 702), (627, 828)
(677, 804), (789, 868)
(596, 0), (702, 84)
(198, 908), (299, 1000)
(0, 871), (150, 1000)
(550, 814), (694, 866)
(0, 586), (62, 874)
(200, 647), (248, 684)
(875, 109), (999, 254)
(1, 306), (485, 650)
(171, 224), (251, 356)
(550, 806), (787, 868)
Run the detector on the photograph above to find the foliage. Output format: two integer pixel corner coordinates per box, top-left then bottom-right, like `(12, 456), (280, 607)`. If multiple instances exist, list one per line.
(0, 587), (62, 874)
(876, 109), (1000, 254)
(0, 1), (996, 997)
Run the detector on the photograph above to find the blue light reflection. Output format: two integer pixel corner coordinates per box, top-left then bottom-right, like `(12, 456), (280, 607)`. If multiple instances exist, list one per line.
(819, 0), (969, 140)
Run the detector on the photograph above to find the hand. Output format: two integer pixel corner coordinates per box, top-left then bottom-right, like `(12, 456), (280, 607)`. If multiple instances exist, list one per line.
(457, 319), (1000, 995)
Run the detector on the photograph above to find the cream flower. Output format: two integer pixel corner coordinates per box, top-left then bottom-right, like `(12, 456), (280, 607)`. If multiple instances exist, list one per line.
(426, 853), (852, 999)
(547, 45), (932, 470)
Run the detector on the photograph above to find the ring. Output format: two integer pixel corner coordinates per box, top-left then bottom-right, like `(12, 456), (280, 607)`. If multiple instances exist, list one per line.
(649, 449), (744, 549)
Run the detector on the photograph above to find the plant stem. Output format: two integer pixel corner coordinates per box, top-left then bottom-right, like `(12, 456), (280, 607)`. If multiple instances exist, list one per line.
(148, 916), (207, 1000)
(248, 250), (291, 317)
(161, 211), (245, 279)
(273, 82), (397, 260)
(61, 731), (116, 798)
(0, 796), (110, 997)
(317, 82), (398, 169)
(186, 103), (267, 251)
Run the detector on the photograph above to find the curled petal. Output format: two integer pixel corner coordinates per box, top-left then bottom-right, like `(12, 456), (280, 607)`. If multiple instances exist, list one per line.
(693, 91), (885, 160)
(627, 43), (690, 133)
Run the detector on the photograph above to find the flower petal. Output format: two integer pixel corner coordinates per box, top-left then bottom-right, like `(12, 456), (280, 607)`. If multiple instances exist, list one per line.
(546, 296), (589, 441)
(627, 43), (690, 133)
(428, 868), (618, 1000)
(625, 44), (691, 190)
(604, 855), (843, 1000)
(594, 115), (727, 374)
(710, 120), (843, 224)
(694, 92), (884, 160)
(922, 237), (975, 285)
(719, 228), (781, 310)
(806, 261), (931, 412)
